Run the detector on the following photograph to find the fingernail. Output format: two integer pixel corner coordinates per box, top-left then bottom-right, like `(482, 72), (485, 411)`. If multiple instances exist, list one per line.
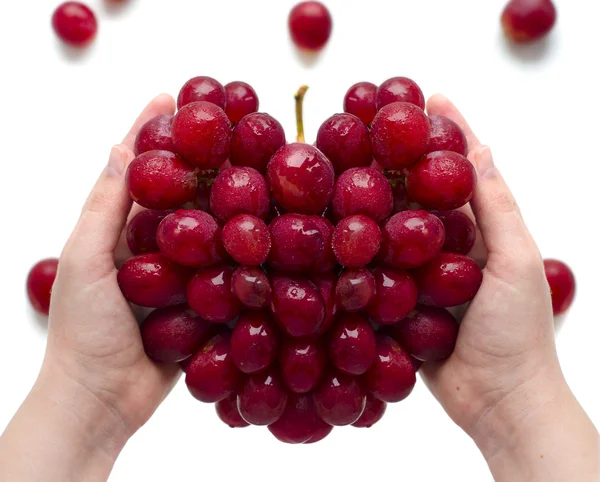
(475, 146), (497, 179)
(106, 146), (125, 178)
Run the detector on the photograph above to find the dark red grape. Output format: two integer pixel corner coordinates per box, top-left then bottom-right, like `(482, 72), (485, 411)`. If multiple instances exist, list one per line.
(544, 259), (576, 315)
(313, 370), (366, 426)
(270, 275), (325, 337)
(413, 253), (483, 307)
(231, 311), (278, 374)
(335, 268), (376, 313)
(279, 337), (327, 393)
(231, 266), (271, 310)
(117, 253), (192, 308)
(237, 369), (288, 425)
(390, 305), (459, 361)
(186, 333), (240, 403)
(140, 305), (214, 363)
(268, 393), (332, 444)
(312, 272), (340, 335)
(310, 216), (337, 273)
(364, 336), (416, 403)
(501, 0), (557, 43)
(187, 265), (242, 323)
(126, 210), (172, 255)
(367, 266), (418, 325)
(26, 259), (59, 315)
(433, 210), (477, 255)
(216, 393), (249, 428)
(329, 312), (376, 375)
(351, 393), (387, 428)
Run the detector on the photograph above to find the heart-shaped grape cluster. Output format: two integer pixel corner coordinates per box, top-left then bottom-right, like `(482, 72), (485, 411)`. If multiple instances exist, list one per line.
(118, 75), (483, 443)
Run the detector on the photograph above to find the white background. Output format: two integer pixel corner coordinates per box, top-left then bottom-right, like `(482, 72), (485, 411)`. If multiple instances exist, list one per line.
(0, 0), (599, 480)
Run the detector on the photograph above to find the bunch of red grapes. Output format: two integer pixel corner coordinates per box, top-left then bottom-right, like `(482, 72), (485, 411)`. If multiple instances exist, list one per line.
(26, 75), (576, 444)
(117, 74), (484, 443)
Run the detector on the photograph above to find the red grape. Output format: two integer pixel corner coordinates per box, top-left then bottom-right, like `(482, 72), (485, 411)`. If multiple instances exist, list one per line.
(413, 253), (483, 307)
(313, 370), (366, 426)
(335, 268), (376, 313)
(312, 272), (340, 335)
(268, 393), (332, 444)
(222, 214), (271, 266)
(329, 312), (376, 375)
(216, 393), (249, 428)
(134, 115), (175, 156)
(376, 77), (425, 111)
(224, 81), (259, 124)
(279, 337), (327, 393)
(267, 143), (335, 215)
(433, 210), (477, 255)
(316, 113), (372, 174)
(364, 336), (416, 403)
(367, 266), (418, 325)
(210, 166), (270, 223)
(126, 210), (172, 255)
(310, 216), (337, 273)
(332, 214), (381, 268)
(231, 311), (279, 374)
(390, 305), (459, 362)
(344, 82), (377, 126)
(406, 151), (477, 210)
(231, 266), (272, 309)
(172, 101), (231, 169)
(187, 265), (243, 323)
(140, 305), (214, 363)
(177, 76), (226, 110)
(237, 369), (288, 425)
(268, 214), (325, 273)
(332, 167), (393, 222)
(156, 210), (221, 268)
(126, 150), (198, 210)
(117, 253), (191, 308)
(351, 394), (386, 428)
(501, 0), (557, 43)
(380, 210), (446, 269)
(288, 1), (332, 51)
(544, 259), (576, 315)
(270, 275), (325, 337)
(427, 115), (468, 156)
(230, 113), (286, 173)
(185, 333), (240, 403)
(52, 2), (97, 47)
(371, 102), (430, 170)
(26, 259), (59, 315)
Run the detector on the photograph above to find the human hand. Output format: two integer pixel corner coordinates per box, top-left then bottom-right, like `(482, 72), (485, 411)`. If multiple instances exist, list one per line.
(422, 95), (599, 481)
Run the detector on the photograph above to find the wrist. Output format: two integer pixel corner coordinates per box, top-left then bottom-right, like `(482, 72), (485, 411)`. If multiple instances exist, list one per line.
(471, 367), (600, 481)
(33, 362), (130, 468)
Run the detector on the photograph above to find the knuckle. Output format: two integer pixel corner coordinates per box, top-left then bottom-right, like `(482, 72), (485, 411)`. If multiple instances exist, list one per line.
(490, 189), (518, 215)
(86, 190), (113, 215)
